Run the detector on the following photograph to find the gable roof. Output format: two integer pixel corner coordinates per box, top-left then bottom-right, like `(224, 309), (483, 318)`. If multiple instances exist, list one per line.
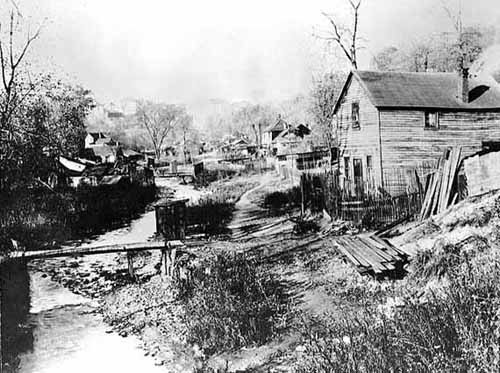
(333, 70), (500, 113)
(87, 132), (108, 141)
(264, 117), (287, 133)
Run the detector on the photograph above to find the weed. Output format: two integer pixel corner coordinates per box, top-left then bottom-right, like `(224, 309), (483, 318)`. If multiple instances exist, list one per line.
(178, 253), (289, 355)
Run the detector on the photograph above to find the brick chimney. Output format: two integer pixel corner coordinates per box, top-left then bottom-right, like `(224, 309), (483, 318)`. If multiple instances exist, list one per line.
(458, 67), (469, 103)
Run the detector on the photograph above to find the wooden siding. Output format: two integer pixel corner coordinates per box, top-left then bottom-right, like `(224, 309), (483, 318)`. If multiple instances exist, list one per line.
(379, 110), (500, 194)
(337, 76), (382, 190)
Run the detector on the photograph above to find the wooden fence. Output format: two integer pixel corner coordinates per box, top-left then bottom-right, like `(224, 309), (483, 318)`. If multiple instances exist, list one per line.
(301, 165), (433, 227)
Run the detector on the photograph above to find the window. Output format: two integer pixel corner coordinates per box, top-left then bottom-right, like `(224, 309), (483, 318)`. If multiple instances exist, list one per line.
(344, 157), (350, 180)
(352, 102), (360, 129)
(424, 111), (439, 129)
(366, 155), (374, 188)
(366, 155), (373, 169)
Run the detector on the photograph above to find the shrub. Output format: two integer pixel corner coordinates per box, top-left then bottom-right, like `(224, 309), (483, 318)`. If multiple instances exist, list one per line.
(186, 180), (259, 235)
(295, 247), (500, 372)
(262, 186), (301, 212)
(179, 253), (289, 355)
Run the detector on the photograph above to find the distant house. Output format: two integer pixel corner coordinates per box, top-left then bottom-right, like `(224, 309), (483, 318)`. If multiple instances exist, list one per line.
(274, 127), (311, 156)
(107, 111), (125, 119)
(91, 146), (122, 164)
(85, 132), (116, 148)
(262, 116), (287, 148)
(333, 69), (500, 195)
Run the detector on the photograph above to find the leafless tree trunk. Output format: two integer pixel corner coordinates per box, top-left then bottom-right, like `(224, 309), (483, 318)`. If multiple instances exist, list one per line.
(0, 9), (40, 190)
(0, 11), (40, 130)
(320, 0), (362, 69)
(441, 0), (471, 69)
(136, 101), (184, 160)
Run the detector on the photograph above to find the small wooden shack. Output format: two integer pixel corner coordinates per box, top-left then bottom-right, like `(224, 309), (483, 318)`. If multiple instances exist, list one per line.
(154, 198), (188, 240)
(334, 69), (500, 196)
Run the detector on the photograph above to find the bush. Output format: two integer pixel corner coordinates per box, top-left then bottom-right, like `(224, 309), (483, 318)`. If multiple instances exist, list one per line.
(186, 180), (259, 235)
(179, 253), (289, 355)
(295, 247), (500, 372)
(0, 183), (156, 251)
(194, 168), (238, 187)
(263, 186), (301, 212)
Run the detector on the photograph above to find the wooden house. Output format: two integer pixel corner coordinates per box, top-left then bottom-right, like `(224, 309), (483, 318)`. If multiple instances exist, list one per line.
(262, 116), (287, 150)
(333, 69), (500, 195)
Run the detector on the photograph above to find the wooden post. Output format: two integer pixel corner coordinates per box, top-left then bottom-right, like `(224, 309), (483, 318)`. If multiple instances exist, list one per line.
(161, 249), (168, 276)
(127, 252), (135, 279)
(168, 248), (177, 278)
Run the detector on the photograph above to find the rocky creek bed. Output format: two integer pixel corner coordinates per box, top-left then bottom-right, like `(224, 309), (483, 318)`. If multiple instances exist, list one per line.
(31, 249), (202, 371)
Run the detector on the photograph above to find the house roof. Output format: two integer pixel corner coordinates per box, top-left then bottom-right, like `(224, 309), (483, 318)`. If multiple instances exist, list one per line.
(59, 156), (86, 174)
(91, 145), (120, 161)
(334, 70), (500, 113)
(87, 132), (108, 141)
(274, 129), (302, 143)
(264, 117), (287, 133)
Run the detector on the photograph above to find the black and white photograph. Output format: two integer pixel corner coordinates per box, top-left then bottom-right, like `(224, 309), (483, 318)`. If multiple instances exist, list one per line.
(1, 0), (500, 371)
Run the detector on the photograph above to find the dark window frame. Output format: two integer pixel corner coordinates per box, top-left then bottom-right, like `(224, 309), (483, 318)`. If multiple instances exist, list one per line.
(366, 155), (373, 170)
(344, 156), (350, 180)
(351, 102), (360, 129)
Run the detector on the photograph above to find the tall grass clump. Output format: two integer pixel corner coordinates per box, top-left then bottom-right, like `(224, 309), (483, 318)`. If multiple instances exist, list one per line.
(178, 253), (289, 355)
(262, 186), (301, 213)
(295, 245), (500, 372)
(186, 180), (258, 235)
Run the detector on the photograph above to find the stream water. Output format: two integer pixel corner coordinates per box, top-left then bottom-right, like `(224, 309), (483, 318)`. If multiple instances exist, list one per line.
(1, 178), (203, 373)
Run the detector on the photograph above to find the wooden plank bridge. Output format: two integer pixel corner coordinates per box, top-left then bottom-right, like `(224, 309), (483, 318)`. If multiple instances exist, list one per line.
(8, 240), (184, 260)
(5, 240), (186, 279)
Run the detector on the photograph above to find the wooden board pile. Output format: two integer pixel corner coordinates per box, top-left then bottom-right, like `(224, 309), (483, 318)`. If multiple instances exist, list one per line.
(420, 147), (462, 220)
(334, 235), (408, 276)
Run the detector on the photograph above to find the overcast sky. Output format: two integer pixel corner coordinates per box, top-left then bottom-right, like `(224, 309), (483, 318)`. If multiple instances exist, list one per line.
(12, 0), (500, 104)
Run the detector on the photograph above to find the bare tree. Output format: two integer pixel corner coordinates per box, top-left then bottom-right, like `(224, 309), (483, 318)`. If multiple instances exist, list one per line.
(136, 100), (186, 160)
(309, 72), (345, 166)
(319, 0), (362, 69)
(440, 0), (483, 69)
(0, 10), (40, 130)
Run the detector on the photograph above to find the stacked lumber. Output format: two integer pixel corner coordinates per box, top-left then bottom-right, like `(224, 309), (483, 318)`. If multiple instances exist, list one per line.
(333, 235), (408, 276)
(420, 147), (462, 220)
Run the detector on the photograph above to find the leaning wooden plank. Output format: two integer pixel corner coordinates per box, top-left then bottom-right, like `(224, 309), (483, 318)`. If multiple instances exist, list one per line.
(421, 171), (439, 220)
(437, 149), (452, 213)
(432, 149), (451, 215)
(419, 173), (434, 217)
(438, 148), (453, 213)
(443, 147), (462, 211)
(429, 164), (444, 217)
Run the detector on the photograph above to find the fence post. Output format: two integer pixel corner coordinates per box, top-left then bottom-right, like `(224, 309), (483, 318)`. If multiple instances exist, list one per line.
(127, 252), (135, 278)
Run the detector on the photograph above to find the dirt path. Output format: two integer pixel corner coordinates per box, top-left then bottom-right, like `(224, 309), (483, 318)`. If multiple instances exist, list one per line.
(228, 173), (294, 240)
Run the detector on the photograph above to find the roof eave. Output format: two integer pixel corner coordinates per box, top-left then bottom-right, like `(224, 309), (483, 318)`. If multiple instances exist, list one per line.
(376, 105), (500, 112)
